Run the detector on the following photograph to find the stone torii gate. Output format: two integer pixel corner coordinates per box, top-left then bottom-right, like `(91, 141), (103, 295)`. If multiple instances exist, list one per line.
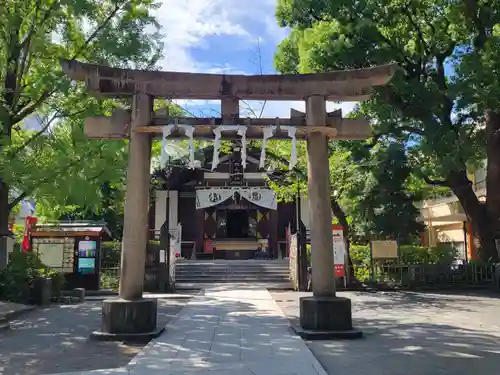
(61, 59), (396, 339)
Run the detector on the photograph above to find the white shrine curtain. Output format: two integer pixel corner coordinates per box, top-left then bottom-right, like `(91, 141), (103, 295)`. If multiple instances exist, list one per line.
(195, 188), (277, 210)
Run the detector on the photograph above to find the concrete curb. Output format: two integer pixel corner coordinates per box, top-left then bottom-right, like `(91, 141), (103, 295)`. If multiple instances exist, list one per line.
(0, 304), (36, 329)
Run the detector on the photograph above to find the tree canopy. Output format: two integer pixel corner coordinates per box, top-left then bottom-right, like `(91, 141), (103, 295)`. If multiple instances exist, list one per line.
(266, 138), (425, 245)
(275, 0), (500, 260)
(0, 0), (163, 241)
(352, 143), (424, 242)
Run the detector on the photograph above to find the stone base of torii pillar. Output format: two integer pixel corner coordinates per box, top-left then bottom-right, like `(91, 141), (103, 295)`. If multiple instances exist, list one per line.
(91, 93), (162, 342)
(92, 298), (163, 342)
(293, 296), (362, 339)
(291, 96), (362, 340)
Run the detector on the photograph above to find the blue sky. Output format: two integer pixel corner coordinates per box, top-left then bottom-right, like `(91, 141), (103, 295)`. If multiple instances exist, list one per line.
(154, 0), (358, 117)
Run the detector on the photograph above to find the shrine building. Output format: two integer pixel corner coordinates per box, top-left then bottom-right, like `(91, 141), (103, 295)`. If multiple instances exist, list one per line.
(151, 144), (310, 260)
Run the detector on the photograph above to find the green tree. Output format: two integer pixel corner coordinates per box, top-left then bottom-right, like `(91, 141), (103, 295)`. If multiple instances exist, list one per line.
(32, 99), (185, 237)
(266, 139), (425, 243)
(0, 0), (163, 262)
(353, 143), (424, 242)
(275, 0), (500, 260)
(266, 140), (359, 257)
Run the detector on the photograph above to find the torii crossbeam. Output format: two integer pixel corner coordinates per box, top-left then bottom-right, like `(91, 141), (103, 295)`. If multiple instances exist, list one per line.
(61, 59), (397, 340)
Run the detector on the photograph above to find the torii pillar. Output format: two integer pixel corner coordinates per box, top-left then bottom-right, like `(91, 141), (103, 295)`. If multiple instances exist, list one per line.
(94, 93), (163, 340)
(297, 95), (362, 339)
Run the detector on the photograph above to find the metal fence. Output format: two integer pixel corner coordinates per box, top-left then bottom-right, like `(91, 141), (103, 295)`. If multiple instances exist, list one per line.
(350, 262), (496, 288)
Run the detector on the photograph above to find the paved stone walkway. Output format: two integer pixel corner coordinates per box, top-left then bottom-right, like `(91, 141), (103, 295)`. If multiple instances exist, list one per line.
(1, 296), (190, 375)
(273, 290), (500, 375)
(52, 286), (327, 375)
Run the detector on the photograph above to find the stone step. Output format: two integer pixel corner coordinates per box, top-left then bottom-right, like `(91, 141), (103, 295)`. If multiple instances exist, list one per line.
(176, 274), (289, 279)
(177, 260), (288, 262)
(176, 273), (289, 278)
(175, 264), (289, 269)
(176, 271), (289, 276)
(175, 281), (293, 290)
(176, 264), (288, 267)
(176, 277), (290, 283)
(175, 269), (289, 275)
(174, 259), (291, 285)
(176, 272), (289, 277)
(176, 268), (289, 271)
(176, 270), (289, 275)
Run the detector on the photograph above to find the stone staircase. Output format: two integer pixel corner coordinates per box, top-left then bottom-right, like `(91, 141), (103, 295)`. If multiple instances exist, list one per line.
(175, 259), (292, 290)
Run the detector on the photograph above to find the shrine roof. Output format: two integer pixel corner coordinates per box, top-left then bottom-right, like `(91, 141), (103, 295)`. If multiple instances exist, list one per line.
(152, 145), (266, 190)
(61, 59), (398, 101)
(32, 221), (112, 239)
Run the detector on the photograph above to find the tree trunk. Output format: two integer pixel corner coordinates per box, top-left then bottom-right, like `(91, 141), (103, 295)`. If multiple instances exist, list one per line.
(0, 181), (10, 268)
(330, 197), (357, 283)
(330, 197), (349, 239)
(485, 110), (500, 223)
(448, 170), (499, 261)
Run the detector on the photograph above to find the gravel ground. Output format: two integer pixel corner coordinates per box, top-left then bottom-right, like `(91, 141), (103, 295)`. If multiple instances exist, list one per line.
(0, 295), (193, 375)
(272, 290), (500, 375)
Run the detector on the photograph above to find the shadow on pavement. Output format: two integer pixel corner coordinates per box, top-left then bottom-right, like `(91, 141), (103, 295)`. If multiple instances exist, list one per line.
(0, 296), (192, 375)
(128, 288), (324, 375)
(271, 290), (500, 375)
(309, 318), (500, 375)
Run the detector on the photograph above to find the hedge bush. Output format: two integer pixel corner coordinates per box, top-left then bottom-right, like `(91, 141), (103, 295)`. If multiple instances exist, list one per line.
(0, 250), (64, 303)
(101, 241), (122, 268)
(306, 243), (459, 282)
(350, 244), (372, 281)
(399, 244), (457, 265)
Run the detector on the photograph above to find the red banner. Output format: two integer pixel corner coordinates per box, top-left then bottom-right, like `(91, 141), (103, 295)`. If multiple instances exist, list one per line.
(335, 264), (345, 278)
(204, 239), (214, 253)
(22, 216), (37, 252)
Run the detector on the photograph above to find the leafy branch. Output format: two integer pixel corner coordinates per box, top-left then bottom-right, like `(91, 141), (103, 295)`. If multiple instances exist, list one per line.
(7, 156), (109, 211)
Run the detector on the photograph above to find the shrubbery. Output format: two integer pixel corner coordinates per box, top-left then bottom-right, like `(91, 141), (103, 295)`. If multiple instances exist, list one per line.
(350, 244), (372, 281)
(101, 241), (122, 268)
(307, 243), (460, 282)
(100, 240), (162, 291)
(0, 250), (64, 304)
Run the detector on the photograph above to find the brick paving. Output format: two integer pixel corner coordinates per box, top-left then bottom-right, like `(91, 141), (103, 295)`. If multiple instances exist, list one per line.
(272, 290), (500, 375)
(0, 296), (192, 375)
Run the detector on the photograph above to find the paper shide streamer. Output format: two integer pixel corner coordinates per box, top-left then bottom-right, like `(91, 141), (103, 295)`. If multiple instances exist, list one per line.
(160, 124), (195, 169)
(161, 123), (297, 172)
(212, 125), (248, 171)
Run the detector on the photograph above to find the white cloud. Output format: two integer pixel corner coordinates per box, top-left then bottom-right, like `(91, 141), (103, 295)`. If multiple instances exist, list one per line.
(154, 0), (255, 72)
(261, 15), (290, 45)
(152, 1), (360, 118)
(153, 0), (286, 72)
